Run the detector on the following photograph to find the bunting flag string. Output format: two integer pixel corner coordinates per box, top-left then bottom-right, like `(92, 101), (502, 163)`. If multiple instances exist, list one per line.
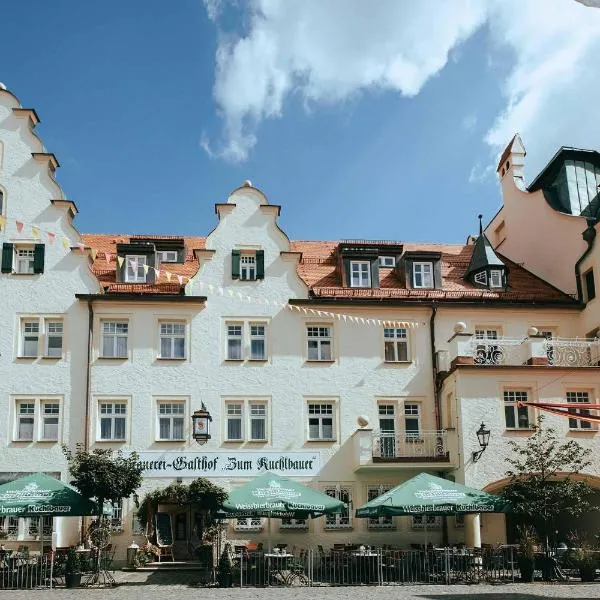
(518, 401), (600, 424)
(0, 213), (424, 328)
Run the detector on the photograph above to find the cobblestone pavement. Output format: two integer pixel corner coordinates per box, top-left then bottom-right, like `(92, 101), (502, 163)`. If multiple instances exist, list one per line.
(2, 571), (600, 600)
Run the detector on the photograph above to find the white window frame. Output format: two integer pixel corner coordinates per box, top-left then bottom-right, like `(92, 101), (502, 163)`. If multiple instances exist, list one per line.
(474, 327), (501, 365)
(413, 262), (433, 289)
(18, 317), (64, 359)
(125, 255), (147, 283)
(489, 269), (503, 288)
(97, 400), (128, 442)
(240, 253), (256, 281)
(383, 327), (409, 362)
(411, 514), (442, 529)
(226, 322), (243, 360)
(100, 320), (129, 358)
(156, 399), (186, 441)
(307, 402), (336, 441)
(223, 398), (270, 442)
(404, 402), (421, 441)
(14, 245), (35, 274)
(378, 403), (397, 458)
(234, 517), (263, 532)
(306, 325), (333, 361)
(503, 390), (532, 429)
(13, 396), (62, 443)
(109, 499), (124, 533)
(324, 486), (352, 529)
(158, 321), (186, 359)
(224, 320), (269, 361)
(20, 319), (40, 357)
(158, 250), (178, 263)
(474, 271), (487, 286)
(566, 390), (595, 430)
(280, 516), (308, 530)
(367, 485), (395, 529)
(249, 323), (267, 360)
(378, 256), (395, 268)
(350, 260), (371, 288)
(45, 320), (64, 358)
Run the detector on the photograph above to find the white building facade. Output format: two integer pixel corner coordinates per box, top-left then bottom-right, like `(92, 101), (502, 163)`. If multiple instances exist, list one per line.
(1, 86), (600, 563)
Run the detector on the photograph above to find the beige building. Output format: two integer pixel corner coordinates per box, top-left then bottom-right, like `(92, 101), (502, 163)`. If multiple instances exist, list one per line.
(1, 84), (599, 562)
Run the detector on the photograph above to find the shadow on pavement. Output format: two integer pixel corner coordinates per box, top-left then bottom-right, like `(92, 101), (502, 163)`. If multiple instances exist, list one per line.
(419, 594), (598, 600)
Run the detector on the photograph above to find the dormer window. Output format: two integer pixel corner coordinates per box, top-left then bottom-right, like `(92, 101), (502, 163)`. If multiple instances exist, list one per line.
(378, 256), (395, 268)
(231, 249), (265, 280)
(474, 271), (487, 286)
(413, 262), (434, 289)
(159, 250), (178, 263)
(350, 261), (371, 288)
(490, 269), (503, 288)
(125, 255), (147, 283)
(465, 226), (507, 291)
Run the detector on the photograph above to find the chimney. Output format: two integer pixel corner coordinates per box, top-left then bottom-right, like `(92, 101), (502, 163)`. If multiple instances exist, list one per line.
(497, 134), (526, 190)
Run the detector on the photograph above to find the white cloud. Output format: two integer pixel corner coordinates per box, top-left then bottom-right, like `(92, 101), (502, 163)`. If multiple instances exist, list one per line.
(203, 0), (600, 170)
(204, 0), (487, 161)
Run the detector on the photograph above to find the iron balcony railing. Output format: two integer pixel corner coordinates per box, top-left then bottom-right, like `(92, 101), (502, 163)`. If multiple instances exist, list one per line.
(372, 430), (448, 461)
(543, 338), (600, 367)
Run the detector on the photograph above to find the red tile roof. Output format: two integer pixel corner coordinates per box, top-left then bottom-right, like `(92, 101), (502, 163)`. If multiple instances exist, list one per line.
(82, 234), (575, 304)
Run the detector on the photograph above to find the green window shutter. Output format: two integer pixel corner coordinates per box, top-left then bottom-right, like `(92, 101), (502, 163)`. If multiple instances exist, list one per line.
(343, 259), (351, 287)
(256, 250), (265, 279)
(370, 259), (379, 288)
(1, 243), (13, 273)
(33, 244), (45, 273)
(231, 249), (240, 279)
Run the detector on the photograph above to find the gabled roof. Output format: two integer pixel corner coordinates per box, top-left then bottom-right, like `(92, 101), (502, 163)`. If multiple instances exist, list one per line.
(465, 234), (505, 278)
(496, 134), (525, 173)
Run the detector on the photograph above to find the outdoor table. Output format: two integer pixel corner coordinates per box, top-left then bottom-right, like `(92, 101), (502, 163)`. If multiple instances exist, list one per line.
(265, 553), (295, 585)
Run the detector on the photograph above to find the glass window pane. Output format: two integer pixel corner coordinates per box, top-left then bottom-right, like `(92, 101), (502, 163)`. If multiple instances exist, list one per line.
(159, 418), (170, 439)
(228, 339), (242, 360)
(322, 418), (333, 439)
(114, 417), (126, 440)
(516, 405), (529, 428)
(505, 406), (516, 428)
(100, 418), (112, 439)
(23, 338), (38, 356)
(19, 418), (34, 440)
(47, 336), (62, 356)
(228, 418), (242, 440)
(251, 418), (265, 440)
(116, 336), (127, 357)
(320, 340), (331, 360)
(250, 339), (265, 360)
(308, 418), (320, 439)
(397, 342), (408, 361)
(174, 337), (185, 358)
(172, 418), (184, 439)
(384, 341), (396, 361)
(102, 336), (113, 357)
(307, 340), (319, 360)
(160, 337), (171, 357)
(43, 418), (59, 440)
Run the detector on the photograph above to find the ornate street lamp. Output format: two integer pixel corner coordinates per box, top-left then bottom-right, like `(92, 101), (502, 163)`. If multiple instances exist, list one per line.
(191, 403), (212, 445)
(472, 422), (490, 462)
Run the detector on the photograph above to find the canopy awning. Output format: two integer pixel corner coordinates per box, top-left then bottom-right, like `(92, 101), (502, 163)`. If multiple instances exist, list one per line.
(355, 473), (511, 518)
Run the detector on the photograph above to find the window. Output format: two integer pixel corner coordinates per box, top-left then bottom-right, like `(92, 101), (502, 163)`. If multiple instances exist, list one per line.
(19, 317), (64, 358)
(504, 390), (531, 429)
(41, 401), (60, 441)
(250, 324), (266, 360)
(224, 400), (269, 442)
(125, 255), (147, 283)
(16, 401), (34, 441)
(539, 330), (556, 364)
(584, 269), (595, 301)
(384, 327), (409, 362)
(350, 260), (371, 287)
(109, 500), (124, 532)
(234, 517), (262, 531)
(15, 247), (35, 274)
(411, 515), (442, 529)
(98, 402), (127, 441)
(21, 320), (39, 357)
(0, 516), (19, 540)
(474, 271), (487, 286)
(101, 321), (128, 358)
(475, 328), (500, 365)
(159, 322), (185, 359)
(240, 253), (256, 280)
(379, 256), (395, 268)
(454, 514), (465, 529)
(307, 326), (332, 361)
(567, 391), (593, 430)
(226, 323), (243, 360)
(324, 487), (352, 529)
(280, 517), (307, 529)
(46, 321), (63, 357)
(378, 404), (396, 458)
(308, 403), (335, 441)
(367, 485), (394, 529)
(404, 403), (421, 440)
(157, 401), (185, 440)
(26, 516), (53, 540)
(413, 262), (433, 288)
(132, 511), (145, 536)
(226, 403), (243, 441)
(490, 269), (503, 288)
(159, 250), (178, 263)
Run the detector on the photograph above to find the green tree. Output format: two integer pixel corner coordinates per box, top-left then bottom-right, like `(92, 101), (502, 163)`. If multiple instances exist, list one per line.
(503, 415), (596, 549)
(63, 444), (143, 519)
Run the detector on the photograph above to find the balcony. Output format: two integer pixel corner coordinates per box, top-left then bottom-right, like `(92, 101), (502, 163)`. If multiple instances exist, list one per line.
(372, 430), (449, 462)
(443, 333), (600, 369)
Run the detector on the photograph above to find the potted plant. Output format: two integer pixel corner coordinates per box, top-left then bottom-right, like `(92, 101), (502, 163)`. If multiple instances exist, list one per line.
(570, 546), (598, 582)
(65, 546), (82, 588)
(517, 525), (537, 582)
(217, 543), (233, 587)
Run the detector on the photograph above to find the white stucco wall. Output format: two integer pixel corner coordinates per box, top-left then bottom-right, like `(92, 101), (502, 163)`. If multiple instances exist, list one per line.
(0, 89), (100, 546)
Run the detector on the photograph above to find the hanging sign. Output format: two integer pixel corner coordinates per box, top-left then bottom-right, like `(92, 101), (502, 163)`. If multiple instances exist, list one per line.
(134, 451), (321, 478)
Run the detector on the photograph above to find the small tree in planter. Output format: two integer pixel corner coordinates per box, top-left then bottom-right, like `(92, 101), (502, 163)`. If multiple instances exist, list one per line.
(517, 525), (537, 582)
(65, 546), (82, 588)
(217, 543), (233, 587)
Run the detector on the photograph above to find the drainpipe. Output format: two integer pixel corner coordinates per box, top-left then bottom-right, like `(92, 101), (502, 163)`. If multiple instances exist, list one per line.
(429, 303), (440, 429)
(83, 300), (93, 450)
(575, 219), (597, 302)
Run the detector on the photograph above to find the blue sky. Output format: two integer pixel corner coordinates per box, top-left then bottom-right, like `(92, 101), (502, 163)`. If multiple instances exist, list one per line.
(2, 0), (599, 243)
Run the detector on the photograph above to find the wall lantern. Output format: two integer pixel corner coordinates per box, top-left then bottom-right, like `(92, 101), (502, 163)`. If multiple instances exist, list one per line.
(472, 422), (490, 462)
(191, 403), (212, 445)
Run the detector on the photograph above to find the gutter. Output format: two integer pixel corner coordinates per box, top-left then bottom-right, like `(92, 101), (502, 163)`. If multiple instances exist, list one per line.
(83, 300), (93, 450)
(289, 298), (582, 309)
(575, 219), (597, 302)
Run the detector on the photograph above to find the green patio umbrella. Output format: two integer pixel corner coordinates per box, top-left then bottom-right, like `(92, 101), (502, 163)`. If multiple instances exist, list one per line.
(222, 472), (345, 519)
(0, 473), (101, 517)
(355, 473), (511, 518)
